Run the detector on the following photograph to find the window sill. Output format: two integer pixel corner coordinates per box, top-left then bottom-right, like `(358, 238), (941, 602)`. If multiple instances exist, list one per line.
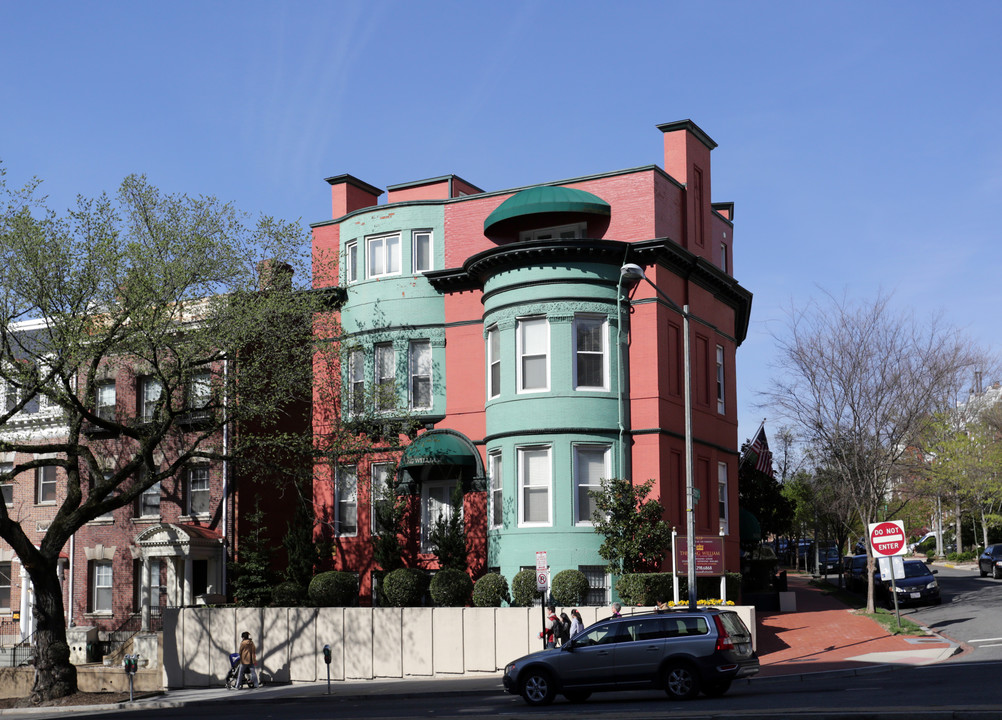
(178, 514), (211, 523)
(84, 612), (112, 618)
(132, 517), (160, 525)
(34, 502), (56, 507)
(87, 518), (114, 525)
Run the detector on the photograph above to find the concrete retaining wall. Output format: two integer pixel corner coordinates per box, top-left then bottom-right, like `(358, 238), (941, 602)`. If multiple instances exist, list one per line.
(164, 604), (755, 689)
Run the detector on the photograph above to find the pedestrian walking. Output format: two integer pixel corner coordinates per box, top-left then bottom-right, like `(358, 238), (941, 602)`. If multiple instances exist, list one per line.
(236, 631), (259, 689)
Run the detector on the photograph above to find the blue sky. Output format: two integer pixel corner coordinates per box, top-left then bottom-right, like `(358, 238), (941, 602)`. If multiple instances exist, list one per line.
(2, 1), (1000, 444)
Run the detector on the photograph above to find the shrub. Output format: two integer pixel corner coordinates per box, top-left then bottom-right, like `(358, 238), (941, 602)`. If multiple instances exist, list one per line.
(946, 550), (977, 563)
(272, 580), (308, 607)
(308, 571), (359, 607)
(429, 568), (473, 607)
(551, 569), (590, 606)
(472, 572), (510, 607)
(382, 567), (430, 607)
(615, 573), (674, 606)
(511, 569), (544, 607)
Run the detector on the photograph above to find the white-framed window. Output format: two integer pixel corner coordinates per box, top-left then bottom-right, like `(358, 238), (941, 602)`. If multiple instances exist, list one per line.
(488, 450), (503, 529)
(574, 314), (608, 390)
(133, 558), (163, 613)
(345, 240), (358, 283)
(421, 472), (460, 551)
(370, 462), (393, 534)
(188, 372), (211, 412)
(517, 317), (548, 393)
(374, 343), (396, 412)
(93, 471), (116, 521)
(519, 222), (586, 242)
(409, 340), (432, 410)
(412, 230), (432, 273)
(716, 345), (725, 414)
(579, 565), (609, 605)
(486, 325), (500, 399)
(1, 461), (12, 506)
(367, 233), (401, 279)
(720, 242), (728, 274)
(0, 561), (10, 611)
(336, 465), (357, 537)
(718, 462), (729, 535)
(187, 466), (210, 516)
(517, 445), (551, 526)
(137, 480), (161, 518)
(348, 348), (365, 416)
(36, 465), (57, 504)
(139, 376), (162, 423)
(90, 560), (113, 613)
(573, 444), (609, 524)
(95, 380), (116, 421)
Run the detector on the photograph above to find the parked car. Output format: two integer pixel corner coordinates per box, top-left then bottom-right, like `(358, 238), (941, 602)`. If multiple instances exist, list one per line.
(844, 554), (869, 592)
(878, 560), (941, 607)
(978, 545), (1002, 579)
(502, 608), (760, 706)
(813, 547), (841, 575)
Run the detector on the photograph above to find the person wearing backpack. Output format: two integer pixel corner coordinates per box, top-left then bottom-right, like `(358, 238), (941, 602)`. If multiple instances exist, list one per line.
(558, 612), (572, 646)
(542, 606), (560, 648)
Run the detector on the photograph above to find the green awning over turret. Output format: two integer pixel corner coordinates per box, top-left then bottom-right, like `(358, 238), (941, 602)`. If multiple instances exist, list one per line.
(484, 186), (611, 233)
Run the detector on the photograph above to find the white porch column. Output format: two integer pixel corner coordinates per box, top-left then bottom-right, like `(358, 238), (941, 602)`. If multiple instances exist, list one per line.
(166, 557), (179, 607)
(140, 555), (151, 631)
(183, 557), (193, 606)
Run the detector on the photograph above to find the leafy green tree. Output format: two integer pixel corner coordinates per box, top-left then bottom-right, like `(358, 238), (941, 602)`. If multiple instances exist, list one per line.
(0, 167), (322, 699)
(590, 477), (673, 575)
(229, 501), (276, 606)
(370, 465), (409, 572)
(283, 495), (318, 593)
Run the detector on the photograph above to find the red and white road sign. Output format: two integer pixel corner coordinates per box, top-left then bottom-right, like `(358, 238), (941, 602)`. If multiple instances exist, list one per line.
(536, 551), (548, 591)
(868, 520), (907, 557)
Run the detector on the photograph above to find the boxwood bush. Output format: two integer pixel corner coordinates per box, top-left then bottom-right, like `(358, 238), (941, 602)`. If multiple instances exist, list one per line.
(429, 568), (473, 607)
(272, 580), (308, 607)
(382, 567), (430, 607)
(511, 568), (544, 607)
(308, 571), (359, 607)
(472, 572), (510, 607)
(551, 569), (590, 606)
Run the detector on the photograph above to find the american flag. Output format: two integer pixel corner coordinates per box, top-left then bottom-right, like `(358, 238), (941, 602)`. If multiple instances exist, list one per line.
(744, 424), (775, 477)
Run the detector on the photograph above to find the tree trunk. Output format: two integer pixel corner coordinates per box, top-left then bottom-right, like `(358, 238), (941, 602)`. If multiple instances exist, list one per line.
(955, 496), (962, 554)
(27, 560), (77, 701)
(982, 508), (990, 550)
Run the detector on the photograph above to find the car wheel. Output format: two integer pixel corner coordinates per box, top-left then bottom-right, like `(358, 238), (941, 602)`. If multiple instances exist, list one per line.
(994, 566), (1002, 580)
(663, 662), (700, 700)
(702, 680), (732, 697)
(520, 669), (556, 706)
(980, 564), (988, 578)
(564, 690), (591, 703)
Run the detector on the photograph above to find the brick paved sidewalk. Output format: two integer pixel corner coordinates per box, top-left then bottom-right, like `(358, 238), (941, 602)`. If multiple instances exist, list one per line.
(754, 572), (957, 677)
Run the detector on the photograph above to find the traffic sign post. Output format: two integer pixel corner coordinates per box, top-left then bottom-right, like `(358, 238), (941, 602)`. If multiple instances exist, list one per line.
(536, 551), (548, 649)
(868, 520), (907, 624)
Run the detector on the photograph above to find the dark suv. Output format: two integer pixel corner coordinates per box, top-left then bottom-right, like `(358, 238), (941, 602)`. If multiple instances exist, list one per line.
(979, 545), (1002, 579)
(502, 608), (759, 706)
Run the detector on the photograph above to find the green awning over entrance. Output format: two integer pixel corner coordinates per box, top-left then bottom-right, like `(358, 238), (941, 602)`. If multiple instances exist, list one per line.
(398, 431), (479, 470)
(484, 186), (611, 233)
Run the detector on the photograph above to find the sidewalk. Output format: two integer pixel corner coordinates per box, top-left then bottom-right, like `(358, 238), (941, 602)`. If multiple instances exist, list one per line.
(752, 572), (959, 679)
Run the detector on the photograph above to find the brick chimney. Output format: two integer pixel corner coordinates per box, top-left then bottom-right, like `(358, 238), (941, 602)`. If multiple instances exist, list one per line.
(324, 174), (382, 219)
(657, 119), (717, 252)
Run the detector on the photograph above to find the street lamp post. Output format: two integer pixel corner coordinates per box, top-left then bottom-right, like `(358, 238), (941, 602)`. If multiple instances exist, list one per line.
(620, 263), (697, 611)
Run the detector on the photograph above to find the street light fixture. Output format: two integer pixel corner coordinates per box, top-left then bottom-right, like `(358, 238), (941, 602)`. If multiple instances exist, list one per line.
(620, 262), (697, 611)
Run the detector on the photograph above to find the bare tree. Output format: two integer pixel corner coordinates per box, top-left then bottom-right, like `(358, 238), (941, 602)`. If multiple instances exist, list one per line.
(763, 290), (982, 612)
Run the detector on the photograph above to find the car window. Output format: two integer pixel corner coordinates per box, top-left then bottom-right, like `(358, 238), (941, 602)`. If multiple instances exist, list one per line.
(992, 546), (1002, 558)
(573, 622), (623, 647)
(664, 616), (709, 637)
(903, 562), (932, 579)
(620, 618), (665, 642)
(717, 611), (750, 638)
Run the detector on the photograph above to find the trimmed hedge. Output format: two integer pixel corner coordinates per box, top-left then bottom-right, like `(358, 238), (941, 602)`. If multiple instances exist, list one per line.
(551, 569), (590, 606)
(511, 569), (544, 607)
(472, 572), (510, 607)
(429, 568), (473, 607)
(272, 580), (308, 607)
(382, 567), (430, 607)
(308, 571), (359, 607)
(616, 572), (742, 606)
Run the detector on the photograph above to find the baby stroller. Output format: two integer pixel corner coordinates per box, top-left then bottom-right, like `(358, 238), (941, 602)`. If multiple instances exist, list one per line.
(225, 653), (247, 689)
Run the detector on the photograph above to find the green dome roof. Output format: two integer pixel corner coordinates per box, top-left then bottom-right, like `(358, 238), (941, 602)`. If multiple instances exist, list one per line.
(484, 185), (611, 233)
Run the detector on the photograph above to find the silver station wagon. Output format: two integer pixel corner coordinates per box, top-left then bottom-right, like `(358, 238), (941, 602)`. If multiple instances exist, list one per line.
(503, 608), (759, 706)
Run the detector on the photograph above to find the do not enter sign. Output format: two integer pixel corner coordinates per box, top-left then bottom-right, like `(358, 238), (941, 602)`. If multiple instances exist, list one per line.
(868, 520), (907, 557)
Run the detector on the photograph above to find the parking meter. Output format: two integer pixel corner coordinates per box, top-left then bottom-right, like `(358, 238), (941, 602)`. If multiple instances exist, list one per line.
(123, 654), (139, 702)
(323, 644), (332, 694)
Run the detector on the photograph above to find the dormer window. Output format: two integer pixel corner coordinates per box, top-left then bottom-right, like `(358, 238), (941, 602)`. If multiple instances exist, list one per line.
(519, 222), (586, 242)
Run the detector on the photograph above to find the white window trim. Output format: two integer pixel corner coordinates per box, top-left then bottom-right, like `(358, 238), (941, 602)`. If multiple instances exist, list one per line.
(516, 317), (549, 394)
(139, 376), (162, 423)
(336, 465), (358, 537)
(186, 465), (211, 517)
(517, 445), (551, 528)
(412, 230), (433, 274)
(486, 325), (501, 400)
(408, 340), (432, 411)
(0, 560), (11, 611)
(573, 314), (609, 391)
(573, 444), (610, 526)
(96, 380), (116, 421)
(518, 221), (586, 242)
(366, 233), (402, 279)
(488, 450), (503, 529)
(345, 240), (358, 283)
(374, 343), (396, 413)
(420, 474), (461, 551)
(348, 348), (365, 417)
(137, 481), (161, 519)
(718, 462), (729, 535)
(716, 345), (726, 414)
(36, 466), (57, 505)
(92, 560), (113, 614)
